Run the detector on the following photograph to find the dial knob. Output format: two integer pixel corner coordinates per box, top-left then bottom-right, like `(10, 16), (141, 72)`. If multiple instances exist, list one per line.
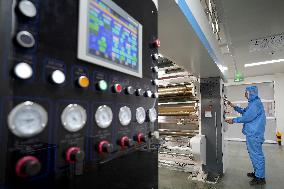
(126, 86), (135, 95)
(151, 66), (159, 73)
(66, 147), (85, 163)
(16, 31), (35, 48)
(145, 90), (152, 98)
(134, 133), (147, 144)
(98, 141), (113, 154)
(119, 136), (134, 148)
(136, 88), (144, 96)
(15, 156), (41, 178)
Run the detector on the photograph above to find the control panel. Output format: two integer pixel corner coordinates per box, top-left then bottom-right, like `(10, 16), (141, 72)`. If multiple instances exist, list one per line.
(0, 0), (158, 188)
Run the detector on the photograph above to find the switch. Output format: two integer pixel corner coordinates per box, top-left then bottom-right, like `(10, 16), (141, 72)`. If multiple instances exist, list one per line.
(51, 70), (65, 84)
(113, 83), (122, 93)
(153, 92), (159, 98)
(15, 156), (41, 178)
(16, 31), (35, 48)
(14, 62), (33, 80)
(18, 0), (37, 18)
(78, 76), (89, 88)
(151, 66), (159, 73)
(119, 136), (134, 149)
(66, 147), (85, 164)
(152, 39), (160, 48)
(145, 90), (152, 98)
(98, 80), (108, 91)
(152, 79), (158, 85)
(134, 133), (147, 144)
(126, 86), (135, 95)
(98, 140), (113, 154)
(136, 88), (144, 96)
(152, 53), (159, 60)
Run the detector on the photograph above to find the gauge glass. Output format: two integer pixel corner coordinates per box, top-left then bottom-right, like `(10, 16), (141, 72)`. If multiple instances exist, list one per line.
(136, 107), (146, 124)
(8, 101), (48, 138)
(118, 106), (132, 126)
(148, 108), (157, 123)
(61, 104), (87, 132)
(95, 105), (113, 128)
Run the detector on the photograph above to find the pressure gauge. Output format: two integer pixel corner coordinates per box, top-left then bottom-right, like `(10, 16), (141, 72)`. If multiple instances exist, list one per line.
(8, 101), (48, 138)
(95, 105), (113, 129)
(136, 107), (146, 124)
(118, 106), (132, 126)
(148, 108), (157, 123)
(61, 104), (87, 132)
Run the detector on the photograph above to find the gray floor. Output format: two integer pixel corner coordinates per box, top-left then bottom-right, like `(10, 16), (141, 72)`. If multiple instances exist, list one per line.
(159, 141), (284, 189)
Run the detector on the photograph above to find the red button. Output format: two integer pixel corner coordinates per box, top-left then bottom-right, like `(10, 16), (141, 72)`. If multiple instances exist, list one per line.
(114, 84), (122, 93)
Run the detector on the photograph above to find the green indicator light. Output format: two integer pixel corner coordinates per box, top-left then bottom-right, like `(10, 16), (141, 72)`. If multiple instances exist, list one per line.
(98, 80), (108, 91)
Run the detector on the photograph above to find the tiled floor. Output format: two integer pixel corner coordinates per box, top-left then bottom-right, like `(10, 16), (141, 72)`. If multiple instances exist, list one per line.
(159, 141), (284, 189)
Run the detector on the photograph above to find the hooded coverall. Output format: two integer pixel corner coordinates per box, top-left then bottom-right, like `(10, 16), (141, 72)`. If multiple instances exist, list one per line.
(232, 86), (266, 178)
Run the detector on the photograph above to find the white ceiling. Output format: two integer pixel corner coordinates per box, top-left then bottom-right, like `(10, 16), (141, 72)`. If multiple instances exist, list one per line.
(216, 0), (284, 78)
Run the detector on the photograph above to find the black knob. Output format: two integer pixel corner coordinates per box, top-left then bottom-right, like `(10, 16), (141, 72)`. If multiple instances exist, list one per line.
(24, 160), (41, 177)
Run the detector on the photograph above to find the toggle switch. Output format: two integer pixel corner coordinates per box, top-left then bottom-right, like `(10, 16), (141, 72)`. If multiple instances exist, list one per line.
(152, 92), (159, 98)
(152, 79), (158, 85)
(66, 147), (85, 164)
(145, 90), (152, 98)
(98, 140), (113, 154)
(15, 156), (41, 178)
(136, 88), (144, 96)
(151, 66), (159, 73)
(152, 53), (159, 61)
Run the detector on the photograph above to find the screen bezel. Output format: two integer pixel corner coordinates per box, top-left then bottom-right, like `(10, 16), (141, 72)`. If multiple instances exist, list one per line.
(78, 0), (143, 78)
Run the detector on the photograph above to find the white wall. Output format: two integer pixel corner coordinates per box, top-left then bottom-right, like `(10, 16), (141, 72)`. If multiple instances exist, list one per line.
(225, 73), (284, 144)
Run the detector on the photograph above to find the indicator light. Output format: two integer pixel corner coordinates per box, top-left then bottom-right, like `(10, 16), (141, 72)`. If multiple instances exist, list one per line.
(78, 76), (89, 88)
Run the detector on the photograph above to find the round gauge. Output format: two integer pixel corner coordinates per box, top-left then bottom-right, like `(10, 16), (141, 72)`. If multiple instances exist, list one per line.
(8, 101), (48, 138)
(136, 107), (146, 124)
(148, 108), (157, 123)
(61, 104), (87, 132)
(95, 105), (113, 129)
(118, 106), (132, 126)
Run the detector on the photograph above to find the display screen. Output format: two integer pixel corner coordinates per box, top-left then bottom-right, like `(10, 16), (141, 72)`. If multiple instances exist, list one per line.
(78, 0), (143, 78)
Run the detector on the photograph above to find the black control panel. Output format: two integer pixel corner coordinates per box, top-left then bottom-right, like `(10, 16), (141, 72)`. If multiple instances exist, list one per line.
(0, 0), (158, 188)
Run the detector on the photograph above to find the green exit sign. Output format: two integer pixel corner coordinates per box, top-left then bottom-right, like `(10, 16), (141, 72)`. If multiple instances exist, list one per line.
(234, 72), (244, 82)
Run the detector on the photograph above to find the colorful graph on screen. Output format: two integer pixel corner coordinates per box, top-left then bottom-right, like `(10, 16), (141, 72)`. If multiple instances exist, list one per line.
(88, 0), (140, 72)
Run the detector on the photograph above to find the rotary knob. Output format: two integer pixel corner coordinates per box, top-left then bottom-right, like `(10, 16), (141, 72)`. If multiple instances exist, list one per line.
(136, 88), (144, 96)
(98, 140), (113, 154)
(134, 133), (147, 144)
(15, 156), (41, 178)
(126, 86), (135, 95)
(119, 136), (134, 148)
(66, 147), (85, 164)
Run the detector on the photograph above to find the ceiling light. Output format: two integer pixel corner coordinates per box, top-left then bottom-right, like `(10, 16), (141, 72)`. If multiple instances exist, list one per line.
(218, 65), (228, 73)
(244, 58), (284, 67)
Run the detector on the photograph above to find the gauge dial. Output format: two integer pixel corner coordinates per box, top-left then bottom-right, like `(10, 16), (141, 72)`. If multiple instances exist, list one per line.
(8, 101), (48, 138)
(148, 108), (157, 123)
(95, 105), (113, 129)
(136, 107), (146, 124)
(118, 106), (132, 126)
(61, 104), (87, 132)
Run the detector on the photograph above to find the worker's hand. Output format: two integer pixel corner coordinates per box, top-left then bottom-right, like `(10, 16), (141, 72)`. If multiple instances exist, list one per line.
(227, 101), (235, 108)
(225, 119), (234, 124)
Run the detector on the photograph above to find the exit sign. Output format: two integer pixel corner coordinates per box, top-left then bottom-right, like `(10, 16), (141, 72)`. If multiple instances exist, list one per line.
(234, 72), (244, 82)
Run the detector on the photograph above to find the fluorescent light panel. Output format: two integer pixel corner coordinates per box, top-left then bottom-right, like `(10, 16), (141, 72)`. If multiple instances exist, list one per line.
(245, 58), (284, 67)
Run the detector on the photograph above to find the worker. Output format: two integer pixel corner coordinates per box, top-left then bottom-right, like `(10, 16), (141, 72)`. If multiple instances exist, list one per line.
(225, 86), (266, 185)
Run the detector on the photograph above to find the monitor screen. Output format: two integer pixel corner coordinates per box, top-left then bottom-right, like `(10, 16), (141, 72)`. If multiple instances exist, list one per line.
(78, 0), (143, 78)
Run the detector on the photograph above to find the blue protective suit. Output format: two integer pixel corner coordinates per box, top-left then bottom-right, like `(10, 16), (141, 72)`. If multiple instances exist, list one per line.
(232, 86), (266, 178)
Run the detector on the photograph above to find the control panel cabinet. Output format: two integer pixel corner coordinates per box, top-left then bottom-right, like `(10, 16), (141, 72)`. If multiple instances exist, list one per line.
(0, 0), (159, 188)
